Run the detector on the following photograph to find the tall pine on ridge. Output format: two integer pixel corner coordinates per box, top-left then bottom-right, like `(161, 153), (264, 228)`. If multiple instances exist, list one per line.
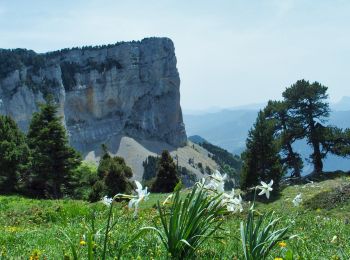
(282, 80), (330, 175)
(241, 111), (283, 192)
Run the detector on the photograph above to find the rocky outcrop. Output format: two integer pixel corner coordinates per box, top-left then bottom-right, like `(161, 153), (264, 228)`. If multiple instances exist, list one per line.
(0, 38), (187, 154)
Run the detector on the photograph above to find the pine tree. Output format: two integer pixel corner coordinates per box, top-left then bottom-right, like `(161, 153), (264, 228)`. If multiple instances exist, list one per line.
(282, 80), (330, 174)
(0, 115), (29, 193)
(264, 100), (304, 178)
(241, 111), (283, 192)
(27, 97), (81, 198)
(152, 150), (179, 193)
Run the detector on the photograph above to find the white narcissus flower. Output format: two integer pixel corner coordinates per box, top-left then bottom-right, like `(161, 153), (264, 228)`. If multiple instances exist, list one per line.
(128, 180), (150, 217)
(216, 181), (225, 193)
(101, 196), (113, 207)
(206, 170), (227, 193)
(258, 180), (274, 199)
(223, 188), (235, 200)
(292, 193), (302, 207)
(227, 195), (243, 213)
(211, 170), (227, 183)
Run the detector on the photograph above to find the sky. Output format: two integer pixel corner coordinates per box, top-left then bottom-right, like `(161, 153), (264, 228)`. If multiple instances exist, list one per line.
(1, 0), (350, 111)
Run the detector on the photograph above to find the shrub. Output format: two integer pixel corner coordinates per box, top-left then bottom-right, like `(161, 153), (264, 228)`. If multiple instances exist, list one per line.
(89, 147), (133, 201)
(70, 162), (98, 200)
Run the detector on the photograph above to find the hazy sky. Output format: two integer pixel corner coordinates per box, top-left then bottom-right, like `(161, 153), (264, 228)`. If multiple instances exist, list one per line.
(1, 0), (349, 110)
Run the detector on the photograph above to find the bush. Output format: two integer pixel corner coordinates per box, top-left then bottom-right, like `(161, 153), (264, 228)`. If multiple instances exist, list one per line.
(89, 147), (133, 201)
(70, 162), (98, 200)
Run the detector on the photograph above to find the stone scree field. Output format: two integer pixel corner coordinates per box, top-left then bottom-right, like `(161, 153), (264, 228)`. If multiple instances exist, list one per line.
(0, 174), (349, 259)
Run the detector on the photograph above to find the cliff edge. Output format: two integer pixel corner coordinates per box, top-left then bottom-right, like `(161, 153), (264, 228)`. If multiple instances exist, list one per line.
(0, 37), (187, 155)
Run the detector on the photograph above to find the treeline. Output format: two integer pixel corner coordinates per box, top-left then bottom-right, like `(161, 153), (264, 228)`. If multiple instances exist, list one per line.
(0, 49), (45, 79)
(0, 98), (182, 199)
(142, 153), (197, 189)
(0, 97), (133, 200)
(241, 80), (350, 194)
(0, 40), (133, 80)
(0, 96), (80, 198)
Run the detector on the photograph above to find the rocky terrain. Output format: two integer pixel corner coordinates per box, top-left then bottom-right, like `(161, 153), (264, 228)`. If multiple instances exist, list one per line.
(0, 37), (187, 155)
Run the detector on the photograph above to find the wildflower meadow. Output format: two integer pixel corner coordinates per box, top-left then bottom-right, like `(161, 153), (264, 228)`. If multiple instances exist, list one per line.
(0, 172), (349, 259)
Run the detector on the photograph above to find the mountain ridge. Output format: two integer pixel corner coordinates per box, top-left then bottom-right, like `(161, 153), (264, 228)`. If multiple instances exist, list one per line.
(0, 37), (187, 157)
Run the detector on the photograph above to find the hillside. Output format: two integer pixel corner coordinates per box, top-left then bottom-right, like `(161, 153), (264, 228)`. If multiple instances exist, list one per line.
(85, 135), (218, 182)
(188, 135), (242, 184)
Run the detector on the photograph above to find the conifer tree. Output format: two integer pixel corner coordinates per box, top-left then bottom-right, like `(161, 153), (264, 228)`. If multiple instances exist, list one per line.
(152, 150), (179, 193)
(282, 80), (330, 175)
(264, 100), (304, 178)
(89, 145), (133, 201)
(241, 111), (283, 191)
(0, 115), (29, 193)
(27, 96), (81, 198)
(142, 155), (159, 181)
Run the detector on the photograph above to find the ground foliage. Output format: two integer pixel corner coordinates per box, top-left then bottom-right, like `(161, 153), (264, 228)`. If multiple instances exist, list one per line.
(0, 174), (349, 259)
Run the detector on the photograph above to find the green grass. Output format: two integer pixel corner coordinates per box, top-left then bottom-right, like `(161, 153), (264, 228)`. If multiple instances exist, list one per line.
(1, 175), (350, 259)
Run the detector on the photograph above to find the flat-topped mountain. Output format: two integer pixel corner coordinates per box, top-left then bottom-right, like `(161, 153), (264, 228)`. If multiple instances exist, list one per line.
(0, 38), (187, 156)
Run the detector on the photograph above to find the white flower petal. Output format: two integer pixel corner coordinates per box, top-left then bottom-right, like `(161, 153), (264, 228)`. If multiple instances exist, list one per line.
(135, 180), (143, 191)
(268, 180), (274, 187)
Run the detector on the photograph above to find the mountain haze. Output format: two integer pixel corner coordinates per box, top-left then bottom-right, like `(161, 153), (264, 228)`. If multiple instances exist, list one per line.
(184, 102), (350, 173)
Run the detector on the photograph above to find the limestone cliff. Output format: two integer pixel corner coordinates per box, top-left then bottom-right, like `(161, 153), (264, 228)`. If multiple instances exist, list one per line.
(0, 38), (187, 154)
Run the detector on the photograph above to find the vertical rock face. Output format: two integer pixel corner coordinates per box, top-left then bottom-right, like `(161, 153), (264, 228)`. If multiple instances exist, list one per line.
(0, 38), (187, 153)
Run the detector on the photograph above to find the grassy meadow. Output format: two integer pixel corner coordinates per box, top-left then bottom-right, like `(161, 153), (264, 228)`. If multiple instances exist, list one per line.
(0, 174), (350, 259)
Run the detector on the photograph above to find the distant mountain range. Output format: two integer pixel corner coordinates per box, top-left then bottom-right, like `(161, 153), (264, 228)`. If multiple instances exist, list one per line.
(184, 97), (350, 174)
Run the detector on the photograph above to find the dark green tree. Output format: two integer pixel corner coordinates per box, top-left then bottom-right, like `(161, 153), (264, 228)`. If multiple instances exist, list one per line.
(241, 111), (283, 191)
(320, 126), (350, 158)
(282, 80), (330, 175)
(264, 100), (304, 178)
(152, 150), (179, 193)
(142, 155), (160, 181)
(89, 146), (133, 201)
(27, 97), (81, 198)
(0, 115), (29, 193)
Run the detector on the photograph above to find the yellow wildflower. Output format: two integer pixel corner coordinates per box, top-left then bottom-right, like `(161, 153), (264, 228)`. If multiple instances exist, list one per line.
(5, 226), (21, 233)
(79, 240), (86, 246)
(278, 241), (287, 248)
(29, 249), (41, 260)
(274, 258), (283, 260)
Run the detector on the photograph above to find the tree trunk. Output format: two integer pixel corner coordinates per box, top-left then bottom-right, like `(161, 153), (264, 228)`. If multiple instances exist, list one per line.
(285, 142), (301, 178)
(312, 139), (323, 175)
